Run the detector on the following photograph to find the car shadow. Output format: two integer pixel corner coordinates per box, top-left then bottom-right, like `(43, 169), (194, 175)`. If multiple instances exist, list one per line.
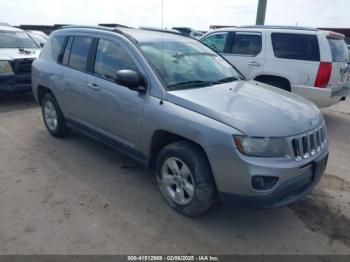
(30, 128), (311, 254)
(0, 92), (37, 113)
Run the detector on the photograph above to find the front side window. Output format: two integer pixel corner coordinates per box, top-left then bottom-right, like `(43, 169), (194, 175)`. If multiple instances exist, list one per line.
(229, 32), (262, 56)
(271, 33), (320, 61)
(140, 40), (241, 90)
(94, 39), (137, 80)
(328, 38), (348, 62)
(202, 32), (228, 53)
(0, 31), (39, 49)
(68, 36), (93, 71)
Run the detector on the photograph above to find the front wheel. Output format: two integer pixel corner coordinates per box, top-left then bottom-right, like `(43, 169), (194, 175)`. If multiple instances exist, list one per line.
(156, 141), (217, 216)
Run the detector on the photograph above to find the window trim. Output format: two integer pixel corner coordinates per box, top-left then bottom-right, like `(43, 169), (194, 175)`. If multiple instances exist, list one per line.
(62, 36), (74, 66)
(271, 32), (320, 62)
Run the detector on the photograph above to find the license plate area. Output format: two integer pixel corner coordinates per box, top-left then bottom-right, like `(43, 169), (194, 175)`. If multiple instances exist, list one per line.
(312, 154), (329, 181)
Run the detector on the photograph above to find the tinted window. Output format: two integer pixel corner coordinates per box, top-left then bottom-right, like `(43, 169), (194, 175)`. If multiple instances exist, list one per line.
(68, 36), (93, 71)
(62, 37), (73, 65)
(271, 33), (320, 61)
(94, 39), (137, 80)
(202, 32), (228, 53)
(229, 32), (262, 56)
(51, 36), (65, 62)
(328, 38), (348, 62)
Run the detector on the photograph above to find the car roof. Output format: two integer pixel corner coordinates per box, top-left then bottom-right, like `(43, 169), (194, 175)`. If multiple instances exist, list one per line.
(208, 25), (321, 35)
(60, 26), (196, 43)
(0, 25), (23, 32)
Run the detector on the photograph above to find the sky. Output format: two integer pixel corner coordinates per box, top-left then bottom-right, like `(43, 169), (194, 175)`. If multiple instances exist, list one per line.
(0, 0), (349, 31)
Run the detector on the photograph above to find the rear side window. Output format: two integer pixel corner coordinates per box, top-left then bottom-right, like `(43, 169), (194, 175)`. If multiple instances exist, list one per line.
(62, 36), (73, 65)
(327, 38), (349, 62)
(271, 33), (320, 61)
(68, 36), (93, 71)
(202, 32), (228, 53)
(94, 39), (137, 80)
(51, 36), (65, 62)
(229, 32), (262, 56)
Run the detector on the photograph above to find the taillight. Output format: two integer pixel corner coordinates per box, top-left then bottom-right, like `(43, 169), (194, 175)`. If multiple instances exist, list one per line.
(315, 62), (332, 88)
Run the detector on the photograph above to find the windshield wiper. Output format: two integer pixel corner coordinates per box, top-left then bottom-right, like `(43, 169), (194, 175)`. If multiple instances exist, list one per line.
(212, 77), (239, 85)
(168, 80), (213, 88)
(172, 52), (216, 59)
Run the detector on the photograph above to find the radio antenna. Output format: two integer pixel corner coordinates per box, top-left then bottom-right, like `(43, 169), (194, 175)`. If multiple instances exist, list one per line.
(161, 0), (164, 73)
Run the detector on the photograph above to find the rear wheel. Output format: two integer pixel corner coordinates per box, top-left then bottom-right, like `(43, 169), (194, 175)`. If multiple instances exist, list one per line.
(156, 141), (217, 216)
(262, 79), (290, 92)
(42, 93), (71, 138)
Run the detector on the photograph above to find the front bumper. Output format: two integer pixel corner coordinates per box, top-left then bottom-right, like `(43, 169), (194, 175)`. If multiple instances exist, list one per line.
(205, 145), (329, 208)
(291, 84), (350, 108)
(0, 74), (32, 93)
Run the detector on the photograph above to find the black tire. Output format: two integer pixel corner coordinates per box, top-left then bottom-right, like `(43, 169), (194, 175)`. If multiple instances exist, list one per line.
(263, 80), (290, 92)
(41, 93), (71, 138)
(156, 141), (217, 216)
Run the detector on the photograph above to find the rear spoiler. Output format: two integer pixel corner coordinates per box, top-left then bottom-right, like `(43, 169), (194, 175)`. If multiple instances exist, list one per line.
(326, 31), (345, 39)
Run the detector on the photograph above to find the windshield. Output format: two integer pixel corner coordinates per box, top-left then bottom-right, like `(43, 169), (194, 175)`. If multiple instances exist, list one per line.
(0, 31), (39, 49)
(140, 41), (241, 90)
(29, 33), (47, 45)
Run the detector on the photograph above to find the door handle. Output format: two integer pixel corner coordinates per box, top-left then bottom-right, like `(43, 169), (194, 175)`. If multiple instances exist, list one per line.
(248, 61), (261, 67)
(86, 83), (101, 91)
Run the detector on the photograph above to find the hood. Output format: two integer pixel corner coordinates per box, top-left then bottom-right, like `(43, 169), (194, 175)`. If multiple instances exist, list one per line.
(166, 80), (323, 137)
(0, 48), (40, 60)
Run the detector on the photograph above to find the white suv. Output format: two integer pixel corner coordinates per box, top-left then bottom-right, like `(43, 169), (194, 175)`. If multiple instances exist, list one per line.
(201, 26), (350, 108)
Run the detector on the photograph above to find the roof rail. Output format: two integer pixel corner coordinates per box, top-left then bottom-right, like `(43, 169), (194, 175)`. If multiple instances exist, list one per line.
(238, 25), (318, 31)
(61, 25), (138, 43)
(62, 25), (120, 32)
(138, 27), (182, 35)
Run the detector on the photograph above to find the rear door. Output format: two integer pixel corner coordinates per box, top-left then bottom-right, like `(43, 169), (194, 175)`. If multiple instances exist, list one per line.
(326, 35), (349, 91)
(59, 35), (94, 123)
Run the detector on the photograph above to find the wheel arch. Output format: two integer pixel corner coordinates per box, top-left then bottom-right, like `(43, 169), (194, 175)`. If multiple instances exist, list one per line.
(148, 130), (213, 173)
(254, 74), (291, 91)
(37, 85), (53, 106)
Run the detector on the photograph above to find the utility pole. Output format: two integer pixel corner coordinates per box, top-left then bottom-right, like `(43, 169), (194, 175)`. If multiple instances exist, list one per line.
(256, 0), (267, 25)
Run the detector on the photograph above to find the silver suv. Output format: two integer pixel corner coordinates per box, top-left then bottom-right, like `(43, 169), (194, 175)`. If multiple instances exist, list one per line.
(32, 26), (329, 216)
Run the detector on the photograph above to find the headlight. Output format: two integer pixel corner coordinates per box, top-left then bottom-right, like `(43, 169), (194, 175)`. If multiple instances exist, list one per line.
(234, 136), (289, 157)
(0, 61), (14, 74)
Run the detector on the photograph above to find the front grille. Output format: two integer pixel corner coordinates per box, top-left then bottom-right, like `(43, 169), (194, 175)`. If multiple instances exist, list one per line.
(10, 59), (34, 75)
(291, 123), (327, 161)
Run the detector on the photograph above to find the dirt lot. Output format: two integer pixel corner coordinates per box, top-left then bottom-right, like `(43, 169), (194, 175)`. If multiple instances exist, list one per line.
(0, 93), (350, 255)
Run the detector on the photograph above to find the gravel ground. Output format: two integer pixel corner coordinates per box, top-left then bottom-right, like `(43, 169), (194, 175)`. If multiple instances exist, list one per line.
(0, 93), (349, 255)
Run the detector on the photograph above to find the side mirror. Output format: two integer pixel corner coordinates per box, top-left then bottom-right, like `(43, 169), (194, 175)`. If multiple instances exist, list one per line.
(115, 69), (146, 92)
(40, 43), (45, 48)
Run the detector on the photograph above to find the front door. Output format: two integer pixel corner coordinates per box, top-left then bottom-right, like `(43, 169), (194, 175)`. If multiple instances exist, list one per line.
(84, 38), (145, 149)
